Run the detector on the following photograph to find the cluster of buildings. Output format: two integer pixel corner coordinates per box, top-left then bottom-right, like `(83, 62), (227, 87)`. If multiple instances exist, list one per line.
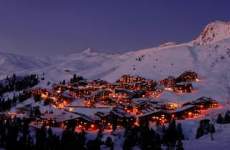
(160, 71), (199, 93)
(27, 71), (220, 131)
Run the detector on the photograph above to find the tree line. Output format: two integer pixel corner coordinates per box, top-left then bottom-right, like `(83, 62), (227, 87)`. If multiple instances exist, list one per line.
(0, 90), (32, 112)
(123, 119), (184, 150)
(0, 116), (114, 150)
(0, 74), (39, 97)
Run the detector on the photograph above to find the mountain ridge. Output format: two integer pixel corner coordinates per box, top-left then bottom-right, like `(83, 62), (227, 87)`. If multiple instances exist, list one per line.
(194, 20), (230, 45)
(0, 21), (230, 103)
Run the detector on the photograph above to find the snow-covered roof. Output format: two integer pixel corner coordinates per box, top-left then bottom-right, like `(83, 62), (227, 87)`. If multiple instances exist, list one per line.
(172, 105), (196, 113)
(41, 110), (80, 122)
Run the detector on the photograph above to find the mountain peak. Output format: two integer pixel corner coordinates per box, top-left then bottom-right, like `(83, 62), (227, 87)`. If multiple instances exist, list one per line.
(81, 48), (98, 55)
(194, 20), (230, 45)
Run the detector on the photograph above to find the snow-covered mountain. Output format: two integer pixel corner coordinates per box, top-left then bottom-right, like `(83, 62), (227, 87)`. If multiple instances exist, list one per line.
(0, 20), (230, 101)
(194, 20), (230, 45)
(43, 21), (230, 82)
(1, 20), (230, 149)
(0, 51), (51, 79)
(41, 21), (230, 104)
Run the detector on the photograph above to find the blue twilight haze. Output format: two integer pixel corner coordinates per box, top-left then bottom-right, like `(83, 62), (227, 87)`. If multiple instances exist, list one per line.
(0, 0), (229, 56)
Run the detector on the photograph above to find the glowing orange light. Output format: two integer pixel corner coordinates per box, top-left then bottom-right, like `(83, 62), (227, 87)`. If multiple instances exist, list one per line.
(41, 93), (48, 99)
(69, 107), (73, 112)
(188, 112), (193, 117)
(195, 79), (200, 82)
(107, 123), (112, 129)
(134, 121), (139, 126)
(133, 107), (139, 114)
(63, 100), (68, 105)
(58, 103), (64, 108)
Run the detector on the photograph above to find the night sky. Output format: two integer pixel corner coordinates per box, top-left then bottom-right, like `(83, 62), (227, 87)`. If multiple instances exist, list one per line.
(0, 0), (230, 56)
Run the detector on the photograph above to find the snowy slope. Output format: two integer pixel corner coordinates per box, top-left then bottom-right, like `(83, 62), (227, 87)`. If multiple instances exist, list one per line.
(184, 124), (230, 150)
(42, 21), (230, 81)
(42, 48), (131, 82)
(0, 20), (230, 102)
(1, 20), (230, 150)
(44, 21), (230, 103)
(0, 51), (51, 79)
(194, 21), (230, 45)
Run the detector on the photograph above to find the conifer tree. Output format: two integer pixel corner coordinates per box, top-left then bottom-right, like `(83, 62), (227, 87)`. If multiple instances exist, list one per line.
(224, 111), (230, 123)
(176, 139), (184, 150)
(216, 113), (224, 124)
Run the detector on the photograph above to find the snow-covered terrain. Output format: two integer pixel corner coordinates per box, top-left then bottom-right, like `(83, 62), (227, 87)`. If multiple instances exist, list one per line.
(194, 20), (230, 45)
(184, 123), (230, 150)
(1, 20), (229, 102)
(0, 51), (51, 79)
(1, 20), (230, 150)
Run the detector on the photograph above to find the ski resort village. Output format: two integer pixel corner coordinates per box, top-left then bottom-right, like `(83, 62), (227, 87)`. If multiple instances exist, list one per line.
(28, 71), (219, 130)
(0, 69), (228, 150)
(0, 1), (230, 148)
(1, 19), (230, 148)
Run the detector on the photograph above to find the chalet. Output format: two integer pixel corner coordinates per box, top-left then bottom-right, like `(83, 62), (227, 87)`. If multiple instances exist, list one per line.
(83, 89), (112, 104)
(131, 99), (178, 112)
(132, 98), (151, 109)
(70, 88), (93, 98)
(93, 89), (112, 99)
(173, 83), (193, 93)
(110, 89), (135, 99)
(126, 82), (145, 90)
(146, 79), (158, 89)
(95, 112), (111, 127)
(98, 97), (117, 105)
(61, 91), (74, 101)
(172, 105), (200, 119)
(110, 108), (135, 126)
(40, 111), (81, 128)
(116, 74), (146, 84)
(154, 102), (179, 111)
(183, 97), (219, 109)
(75, 114), (100, 130)
(95, 112), (110, 120)
(116, 74), (130, 83)
(131, 90), (145, 99)
(176, 71), (199, 83)
(160, 76), (176, 88)
(145, 89), (163, 98)
(138, 110), (170, 123)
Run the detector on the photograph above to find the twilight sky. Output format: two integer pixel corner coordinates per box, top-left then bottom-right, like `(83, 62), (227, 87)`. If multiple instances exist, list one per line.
(0, 0), (230, 56)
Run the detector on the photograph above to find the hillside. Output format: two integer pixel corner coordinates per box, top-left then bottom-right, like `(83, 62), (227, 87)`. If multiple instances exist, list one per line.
(194, 21), (230, 45)
(0, 20), (230, 101)
(0, 51), (51, 79)
(1, 20), (230, 150)
(41, 21), (230, 103)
